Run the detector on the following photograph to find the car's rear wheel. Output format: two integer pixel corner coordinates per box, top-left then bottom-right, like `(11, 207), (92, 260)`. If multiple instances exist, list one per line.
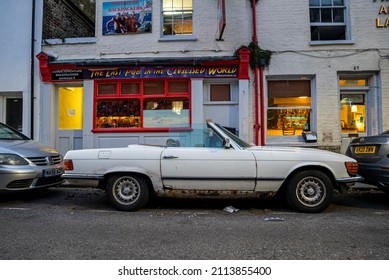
(286, 170), (333, 213)
(105, 174), (149, 211)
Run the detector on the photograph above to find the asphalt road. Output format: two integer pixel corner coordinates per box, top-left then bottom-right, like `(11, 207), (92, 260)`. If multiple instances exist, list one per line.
(0, 184), (388, 260)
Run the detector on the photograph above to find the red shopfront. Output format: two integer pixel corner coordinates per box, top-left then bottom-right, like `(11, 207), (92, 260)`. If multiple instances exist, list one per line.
(36, 49), (250, 152)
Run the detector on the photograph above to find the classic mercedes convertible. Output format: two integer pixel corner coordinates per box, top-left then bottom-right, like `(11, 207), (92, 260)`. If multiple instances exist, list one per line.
(62, 122), (362, 213)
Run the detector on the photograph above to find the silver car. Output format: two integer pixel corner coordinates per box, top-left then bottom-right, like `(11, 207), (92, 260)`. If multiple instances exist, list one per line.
(0, 122), (64, 191)
(346, 131), (389, 194)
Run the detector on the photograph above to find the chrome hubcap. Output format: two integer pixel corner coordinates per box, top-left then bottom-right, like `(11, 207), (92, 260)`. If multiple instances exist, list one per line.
(296, 177), (326, 207)
(113, 177), (140, 205)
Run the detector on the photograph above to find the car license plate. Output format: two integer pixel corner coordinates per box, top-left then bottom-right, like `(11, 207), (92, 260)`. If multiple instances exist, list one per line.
(354, 146), (376, 154)
(43, 168), (64, 177)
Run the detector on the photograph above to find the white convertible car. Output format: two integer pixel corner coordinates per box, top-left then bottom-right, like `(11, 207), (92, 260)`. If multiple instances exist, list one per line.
(63, 122), (362, 213)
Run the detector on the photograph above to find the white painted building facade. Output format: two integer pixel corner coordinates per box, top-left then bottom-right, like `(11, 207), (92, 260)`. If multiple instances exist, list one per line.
(2, 0), (388, 155)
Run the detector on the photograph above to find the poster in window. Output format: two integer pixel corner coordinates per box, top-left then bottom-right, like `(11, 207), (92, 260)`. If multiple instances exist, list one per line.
(103, 1), (152, 35)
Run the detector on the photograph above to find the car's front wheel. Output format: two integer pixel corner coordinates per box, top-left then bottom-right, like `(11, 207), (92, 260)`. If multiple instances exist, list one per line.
(105, 174), (149, 211)
(286, 170), (333, 213)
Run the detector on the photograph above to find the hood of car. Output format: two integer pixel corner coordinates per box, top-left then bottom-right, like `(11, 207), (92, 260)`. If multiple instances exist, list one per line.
(0, 139), (59, 157)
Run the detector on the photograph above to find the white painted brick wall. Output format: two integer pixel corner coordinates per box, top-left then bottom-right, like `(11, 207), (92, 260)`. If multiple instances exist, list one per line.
(257, 0), (389, 146)
(44, 0), (252, 60)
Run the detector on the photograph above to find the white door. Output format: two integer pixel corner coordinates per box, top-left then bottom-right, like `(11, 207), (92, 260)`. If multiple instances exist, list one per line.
(161, 147), (256, 191)
(56, 87), (84, 155)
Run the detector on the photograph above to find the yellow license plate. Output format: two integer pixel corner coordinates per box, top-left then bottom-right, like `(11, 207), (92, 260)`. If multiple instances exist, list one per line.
(354, 146), (376, 154)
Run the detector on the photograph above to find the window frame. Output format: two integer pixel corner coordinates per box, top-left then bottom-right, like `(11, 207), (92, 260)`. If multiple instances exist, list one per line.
(159, 0), (197, 41)
(266, 77), (316, 144)
(94, 79), (191, 132)
(309, 0), (353, 45)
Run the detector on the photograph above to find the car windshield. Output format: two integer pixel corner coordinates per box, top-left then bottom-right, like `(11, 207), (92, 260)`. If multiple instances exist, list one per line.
(0, 123), (30, 140)
(166, 123), (253, 149)
(214, 123), (253, 149)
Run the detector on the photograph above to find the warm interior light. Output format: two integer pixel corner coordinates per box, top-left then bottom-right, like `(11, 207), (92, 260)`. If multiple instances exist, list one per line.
(351, 105), (358, 113)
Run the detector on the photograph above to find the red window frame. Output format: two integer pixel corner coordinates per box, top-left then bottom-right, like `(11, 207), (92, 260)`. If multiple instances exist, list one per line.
(93, 79), (191, 132)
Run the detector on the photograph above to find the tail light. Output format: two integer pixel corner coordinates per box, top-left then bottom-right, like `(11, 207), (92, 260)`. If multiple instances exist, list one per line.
(64, 159), (74, 171)
(345, 162), (359, 175)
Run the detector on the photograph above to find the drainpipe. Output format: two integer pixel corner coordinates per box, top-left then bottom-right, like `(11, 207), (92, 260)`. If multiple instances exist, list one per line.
(251, 0), (263, 145)
(30, 0), (36, 139)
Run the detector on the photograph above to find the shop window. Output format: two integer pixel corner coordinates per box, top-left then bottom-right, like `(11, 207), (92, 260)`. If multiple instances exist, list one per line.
(267, 80), (311, 137)
(210, 84), (231, 102)
(162, 0), (193, 36)
(143, 98), (189, 128)
(309, 0), (349, 42)
(95, 80), (190, 131)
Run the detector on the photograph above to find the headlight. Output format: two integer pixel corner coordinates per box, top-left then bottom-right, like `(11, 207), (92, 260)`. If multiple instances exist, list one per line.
(0, 154), (29, 165)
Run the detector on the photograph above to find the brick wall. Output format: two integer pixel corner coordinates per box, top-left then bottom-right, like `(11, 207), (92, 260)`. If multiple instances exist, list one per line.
(43, 0), (94, 39)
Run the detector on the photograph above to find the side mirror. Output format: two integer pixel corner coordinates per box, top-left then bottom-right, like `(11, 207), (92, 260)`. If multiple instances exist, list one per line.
(224, 138), (231, 149)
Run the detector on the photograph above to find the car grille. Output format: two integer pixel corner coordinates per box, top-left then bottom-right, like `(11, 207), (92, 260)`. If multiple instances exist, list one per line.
(27, 155), (62, 166)
(6, 179), (34, 189)
(36, 176), (64, 187)
(6, 176), (64, 190)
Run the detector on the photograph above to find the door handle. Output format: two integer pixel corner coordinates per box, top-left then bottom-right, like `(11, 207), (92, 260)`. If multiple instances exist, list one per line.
(163, 155), (178, 159)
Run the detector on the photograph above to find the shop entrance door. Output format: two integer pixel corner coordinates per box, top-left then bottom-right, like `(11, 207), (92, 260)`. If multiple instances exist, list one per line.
(56, 87), (84, 155)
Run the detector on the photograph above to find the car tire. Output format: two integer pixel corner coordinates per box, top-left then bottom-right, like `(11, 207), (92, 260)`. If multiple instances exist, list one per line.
(286, 170), (333, 213)
(105, 174), (149, 211)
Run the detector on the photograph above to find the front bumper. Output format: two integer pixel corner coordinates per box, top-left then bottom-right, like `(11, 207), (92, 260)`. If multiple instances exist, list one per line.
(358, 163), (389, 189)
(0, 165), (65, 191)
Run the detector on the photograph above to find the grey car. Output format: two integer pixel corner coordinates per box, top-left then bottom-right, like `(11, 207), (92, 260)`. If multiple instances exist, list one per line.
(346, 131), (389, 193)
(0, 122), (64, 191)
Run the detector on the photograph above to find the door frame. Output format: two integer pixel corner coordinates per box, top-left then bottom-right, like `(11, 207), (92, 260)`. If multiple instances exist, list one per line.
(54, 85), (84, 155)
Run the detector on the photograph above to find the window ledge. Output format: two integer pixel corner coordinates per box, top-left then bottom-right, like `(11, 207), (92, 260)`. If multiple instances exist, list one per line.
(204, 101), (238, 105)
(43, 37), (97, 45)
(158, 35), (198, 42)
(310, 40), (354, 46)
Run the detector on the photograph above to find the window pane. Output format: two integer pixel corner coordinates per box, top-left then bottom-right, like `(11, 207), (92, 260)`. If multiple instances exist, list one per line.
(96, 99), (140, 128)
(267, 109), (311, 136)
(333, 8), (344, 22)
(339, 79), (367, 87)
(309, 0), (320, 6)
(310, 9), (320, 22)
(333, 0), (344, 6)
(121, 83), (140, 95)
(210, 84), (231, 101)
(97, 83), (116, 95)
(162, 0), (192, 36)
(144, 80), (164, 95)
(182, 0), (192, 9)
(311, 25), (346, 40)
(321, 0), (332, 6)
(172, 0), (183, 9)
(143, 98), (190, 128)
(268, 80), (311, 100)
(340, 96), (366, 133)
(321, 9), (332, 22)
(168, 81), (189, 93)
